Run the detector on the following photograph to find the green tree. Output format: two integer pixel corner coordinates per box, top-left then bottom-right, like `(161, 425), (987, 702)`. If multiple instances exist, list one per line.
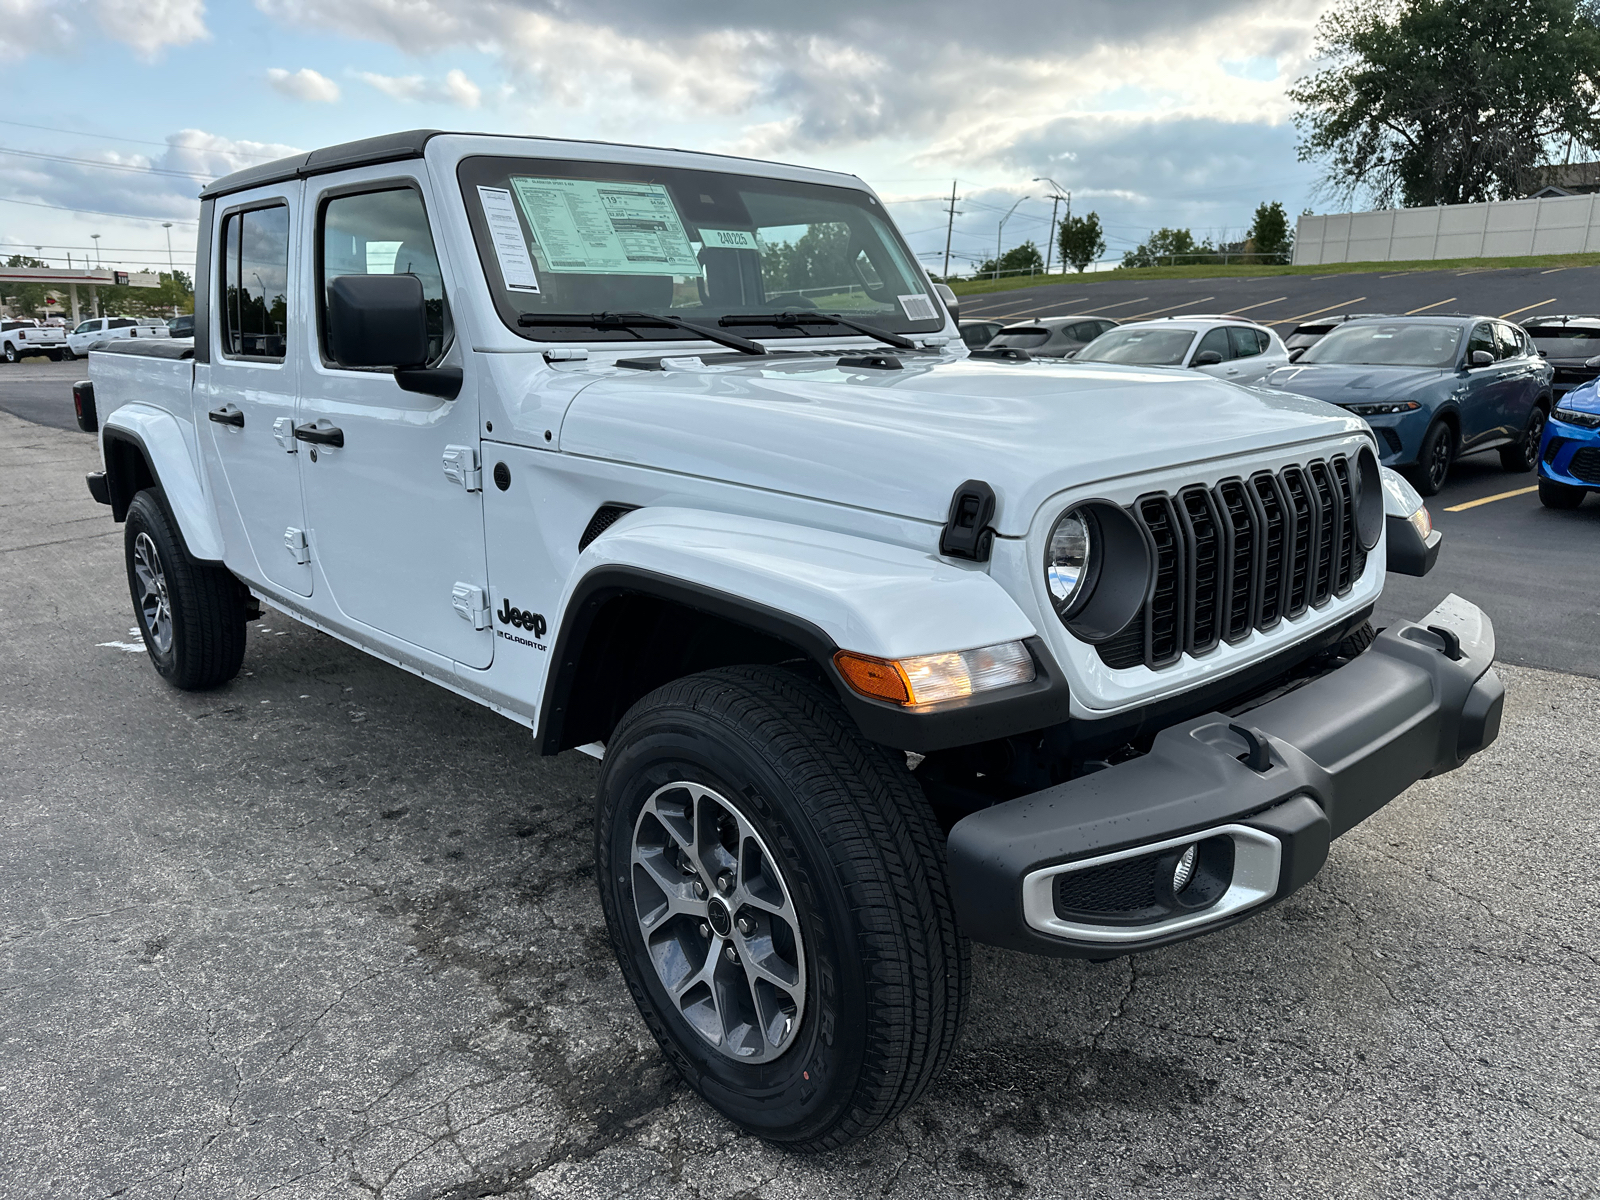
(1246, 201), (1292, 260)
(99, 270), (195, 319)
(1289, 0), (1600, 207)
(1056, 212), (1106, 273)
(759, 223), (854, 294)
(1122, 228), (1212, 268)
(976, 240), (1044, 278)
(2, 255), (54, 318)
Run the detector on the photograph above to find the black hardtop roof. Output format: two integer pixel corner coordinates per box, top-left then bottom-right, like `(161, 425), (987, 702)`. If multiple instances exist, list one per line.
(1521, 314), (1600, 328)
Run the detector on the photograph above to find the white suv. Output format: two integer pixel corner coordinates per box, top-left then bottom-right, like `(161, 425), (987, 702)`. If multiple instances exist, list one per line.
(1074, 315), (1290, 385)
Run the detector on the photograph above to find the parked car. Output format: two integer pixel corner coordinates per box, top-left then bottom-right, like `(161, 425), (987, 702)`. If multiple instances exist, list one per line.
(1, 318), (66, 362)
(1284, 313), (1393, 357)
(64, 316), (170, 360)
(1073, 316), (1289, 384)
(1265, 316), (1553, 496)
(1536, 376), (1600, 508)
(1518, 314), (1600, 399)
(78, 127), (1501, 1151)
(167, 314), (195, 338)
(958, 318), (1006, 350)
(987, 315), (1118, 359)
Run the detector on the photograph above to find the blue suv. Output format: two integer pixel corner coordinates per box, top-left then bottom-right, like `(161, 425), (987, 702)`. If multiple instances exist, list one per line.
(1538, 378), (1600, 508)
(1265, 315), (1553, 496)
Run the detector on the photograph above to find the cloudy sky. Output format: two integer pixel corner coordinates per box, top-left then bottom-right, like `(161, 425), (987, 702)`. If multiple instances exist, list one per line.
(0, 0), (1336, 279)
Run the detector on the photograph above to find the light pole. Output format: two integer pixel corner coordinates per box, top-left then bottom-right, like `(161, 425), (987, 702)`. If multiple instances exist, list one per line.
(1032, 176), (1070, 274)
(163, 222), (177, 317)
(995, 195), (1030, 280)
(91, 233), (101, 267)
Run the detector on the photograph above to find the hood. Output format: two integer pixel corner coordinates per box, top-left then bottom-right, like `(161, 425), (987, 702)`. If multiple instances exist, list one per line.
(558, 353), (1365, 535)
(1264, 362), (1451, 404)
(1558, 378), (1600, 411)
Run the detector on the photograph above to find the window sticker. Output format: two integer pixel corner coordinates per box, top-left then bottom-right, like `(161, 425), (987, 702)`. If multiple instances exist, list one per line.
(477, 186), (541, 293)
(697, 227), (760, 251)
(898, 293), (939, 322)
(508, 177), (699, 275)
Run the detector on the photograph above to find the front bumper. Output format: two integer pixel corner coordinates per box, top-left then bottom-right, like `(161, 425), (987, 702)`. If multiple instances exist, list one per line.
(1539, 415), (1600, 488)
(947, 594), (1502, 957)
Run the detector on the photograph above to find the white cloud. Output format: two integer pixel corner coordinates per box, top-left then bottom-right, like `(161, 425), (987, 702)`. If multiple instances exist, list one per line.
(0, 0), (74, 61)
(267, 66), (341, 102)
(359, 67), (482, 107)
(97, 0), (208, 59)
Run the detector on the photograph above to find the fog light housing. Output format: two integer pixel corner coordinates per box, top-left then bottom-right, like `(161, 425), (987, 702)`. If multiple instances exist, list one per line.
(835, 641), (1035, 706)
(1172, 844), (1198, 892)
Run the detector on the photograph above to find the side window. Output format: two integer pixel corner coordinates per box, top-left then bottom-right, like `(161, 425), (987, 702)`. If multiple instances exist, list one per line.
(320, 187), (451, 366)
(1194, 327), (1231, 362)
(1493, 323), (1521, 359)
(108, 318), (136, 330)
(1228, 326), (1265, 359)
(1467, 323), (1496, 361)
(1070, 322), (1101, 342)
(219, 204), (290, 361)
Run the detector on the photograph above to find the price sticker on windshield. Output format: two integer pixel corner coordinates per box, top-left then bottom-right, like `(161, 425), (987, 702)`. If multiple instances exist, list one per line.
(697, 228), (760, 251)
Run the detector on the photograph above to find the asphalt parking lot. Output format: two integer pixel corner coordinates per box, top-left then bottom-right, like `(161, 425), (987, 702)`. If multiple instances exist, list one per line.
(2, 367), (1598, 1197)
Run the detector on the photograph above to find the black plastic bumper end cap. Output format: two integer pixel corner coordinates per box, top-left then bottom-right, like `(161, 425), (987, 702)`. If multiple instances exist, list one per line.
(1387, 513), (1441, 576)
(1458, 667), (1504, 760)
(86, 471), (110, 506)
(1244, 794), (1330, 899)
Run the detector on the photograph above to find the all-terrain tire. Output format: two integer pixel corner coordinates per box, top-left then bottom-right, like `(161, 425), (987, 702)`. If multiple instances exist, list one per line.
(595, 665), (967, 1151)
(1538, 476), (1587, 509)
(124, 488), (246, 690)
(1331, 620), (1376, 659)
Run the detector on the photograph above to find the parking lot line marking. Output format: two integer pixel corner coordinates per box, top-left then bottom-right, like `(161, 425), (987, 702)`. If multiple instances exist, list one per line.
(1125, 297), (1216, 319)
(1541, 267), (1568, 275)
(1379, 271), (1417, 279)
(1405, 297), (1456, 314)
(1223, 296), (1288, 314)
(1499, 298), (1559, 319)
(978, 299), (1101, 320)
(1444, 484), (1540, 512)
(1264, 296), (1368, 325)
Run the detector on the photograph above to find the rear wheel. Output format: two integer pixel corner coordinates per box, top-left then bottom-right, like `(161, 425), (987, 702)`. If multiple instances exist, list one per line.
(1500, 405), (1547, 472)
(1406, 420), (1455, 497)
(595, 665), (966, 1151)
(1538, 477), (1587, 510)
(2, 343), (16, 364)
(124, 489), (246, 690)
(61, 346), (77, 361)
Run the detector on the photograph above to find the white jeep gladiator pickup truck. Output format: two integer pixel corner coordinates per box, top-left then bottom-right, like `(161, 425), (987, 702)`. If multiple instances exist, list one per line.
(76, 129), (1497, 1151)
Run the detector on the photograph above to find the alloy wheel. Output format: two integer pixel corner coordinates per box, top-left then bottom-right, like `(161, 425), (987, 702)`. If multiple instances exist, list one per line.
(1523, 408), (1547, 469)
(1427, 428), (1452, 491)
(132, 532), (173, 654)
(630, 780), (806, 1063)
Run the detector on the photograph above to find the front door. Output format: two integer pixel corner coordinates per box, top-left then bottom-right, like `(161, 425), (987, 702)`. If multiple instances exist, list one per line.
(1459, 322), (1514, 450)
(201, 193), (312, 596)
(296, 171), (492, 669)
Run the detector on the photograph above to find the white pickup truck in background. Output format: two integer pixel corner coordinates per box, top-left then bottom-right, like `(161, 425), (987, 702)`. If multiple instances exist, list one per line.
(64, 316), (169, 360)
(1, 318), (67, 362)
(73, 128), (1496, 1152)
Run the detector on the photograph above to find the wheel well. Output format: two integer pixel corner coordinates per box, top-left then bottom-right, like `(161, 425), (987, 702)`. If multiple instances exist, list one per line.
(102, 432), (158, 522)
(542, 591), (820, 753)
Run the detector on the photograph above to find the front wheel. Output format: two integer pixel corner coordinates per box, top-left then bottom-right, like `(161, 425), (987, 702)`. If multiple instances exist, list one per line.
(2, 343), (16, 364)
(595, 665), (967, 1151)
(1538, 477), (1587, 510)
(124, 489), (247, 689)
(1500, 406), (1547, 472)
(1406, 420), (1455, 497)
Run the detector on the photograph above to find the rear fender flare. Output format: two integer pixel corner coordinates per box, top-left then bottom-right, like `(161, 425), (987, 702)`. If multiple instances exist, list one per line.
(101, 405), (225, 562)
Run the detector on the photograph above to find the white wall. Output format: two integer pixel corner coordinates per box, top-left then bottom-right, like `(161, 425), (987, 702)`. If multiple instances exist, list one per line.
(1294, 193), (1600, 265)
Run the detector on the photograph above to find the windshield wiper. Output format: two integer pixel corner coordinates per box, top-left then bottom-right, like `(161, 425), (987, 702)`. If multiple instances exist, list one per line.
(719, 311), (917, 351)
(516, 310), (766, 356)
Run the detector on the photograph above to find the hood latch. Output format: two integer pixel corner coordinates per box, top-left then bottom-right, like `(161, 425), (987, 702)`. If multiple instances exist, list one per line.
(940, 479), (997, 562)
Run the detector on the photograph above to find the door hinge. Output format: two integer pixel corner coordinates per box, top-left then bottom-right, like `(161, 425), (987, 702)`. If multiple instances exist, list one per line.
(442, 444), (482, 492)
(451, 583), (491, 630)
(273, 417), (298, 453)
(284, 527), (310, 565)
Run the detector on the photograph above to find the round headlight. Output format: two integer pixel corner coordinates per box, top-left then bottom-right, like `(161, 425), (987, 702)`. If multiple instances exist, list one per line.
(1046, 508), (1098, 616)
(1042, 499), (1153, 643)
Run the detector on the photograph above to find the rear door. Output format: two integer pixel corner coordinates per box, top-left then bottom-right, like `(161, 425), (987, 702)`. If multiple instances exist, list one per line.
(295, 168), (491, 669)
(200, 191), (312, 595)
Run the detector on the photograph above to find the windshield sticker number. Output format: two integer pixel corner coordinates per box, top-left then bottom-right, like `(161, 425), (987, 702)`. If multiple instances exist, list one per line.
(697, 227), (759, 251)
(476, 186), (541, 293)
(509, 177), (699, 276)
(898, 293), (939, 322)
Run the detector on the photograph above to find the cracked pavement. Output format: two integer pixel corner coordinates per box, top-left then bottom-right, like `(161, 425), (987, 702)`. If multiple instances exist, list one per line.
(1, 408), (1596, 1199)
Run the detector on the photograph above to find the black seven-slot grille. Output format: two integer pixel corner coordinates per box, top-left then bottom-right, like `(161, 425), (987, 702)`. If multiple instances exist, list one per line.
(1097, 455), (1368, 670)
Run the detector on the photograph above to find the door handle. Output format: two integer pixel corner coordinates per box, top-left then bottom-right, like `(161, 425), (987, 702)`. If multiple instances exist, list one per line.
(208, 405), (244, 427)
(293, 422), (345, 448)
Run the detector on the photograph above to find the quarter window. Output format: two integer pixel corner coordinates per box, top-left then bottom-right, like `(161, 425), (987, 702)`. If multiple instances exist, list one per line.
(219, 205), (290, 361)
(320, 188), (451, 366)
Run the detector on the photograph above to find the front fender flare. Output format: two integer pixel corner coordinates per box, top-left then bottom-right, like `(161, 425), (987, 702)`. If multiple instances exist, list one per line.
(101, 404), (225, 562)
(540, 508), (1073, 753)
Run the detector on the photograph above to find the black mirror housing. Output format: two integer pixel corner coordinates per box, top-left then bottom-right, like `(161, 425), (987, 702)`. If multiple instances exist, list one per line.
(327, 274), (429, 369)
(1192, 350), (1224, 367)
(1287, 347), (1305, 362)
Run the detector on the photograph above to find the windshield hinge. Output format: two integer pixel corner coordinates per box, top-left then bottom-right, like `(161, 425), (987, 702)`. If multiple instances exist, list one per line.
(939, 479), (997, 562)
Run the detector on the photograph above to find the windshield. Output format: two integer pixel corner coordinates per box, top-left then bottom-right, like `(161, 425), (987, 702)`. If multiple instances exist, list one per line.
(458, 155), (942, 344)
(1300, 322), (1461, 367)
(1525, 326), (1600, 357)
(1075, 326), (1195, 366)
(990, 328), (1050, 347)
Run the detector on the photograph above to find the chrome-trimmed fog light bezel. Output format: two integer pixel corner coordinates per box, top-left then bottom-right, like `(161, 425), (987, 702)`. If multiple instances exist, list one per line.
(1044, 499), (1153, 644)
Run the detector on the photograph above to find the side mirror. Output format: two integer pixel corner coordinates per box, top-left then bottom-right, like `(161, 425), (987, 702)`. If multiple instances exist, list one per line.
(1287, 347), (1305, 362)
(1468, 350), (1494, 368)
(1192, 350), (1223, 367)
(934, 282), (959, 324)
(327, 274), (428, 369)
(1064, 349), (1078, 359)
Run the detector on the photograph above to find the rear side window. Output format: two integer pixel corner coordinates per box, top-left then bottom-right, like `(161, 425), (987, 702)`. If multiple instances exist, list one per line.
(320, 187), (452, 366)
(1493, 323), (1521, 359)
(109, 318), (137, 330)
(1228, 326), (1267, 358)
(220, 204), (290, 361)
(990, 327), (1050, 348)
